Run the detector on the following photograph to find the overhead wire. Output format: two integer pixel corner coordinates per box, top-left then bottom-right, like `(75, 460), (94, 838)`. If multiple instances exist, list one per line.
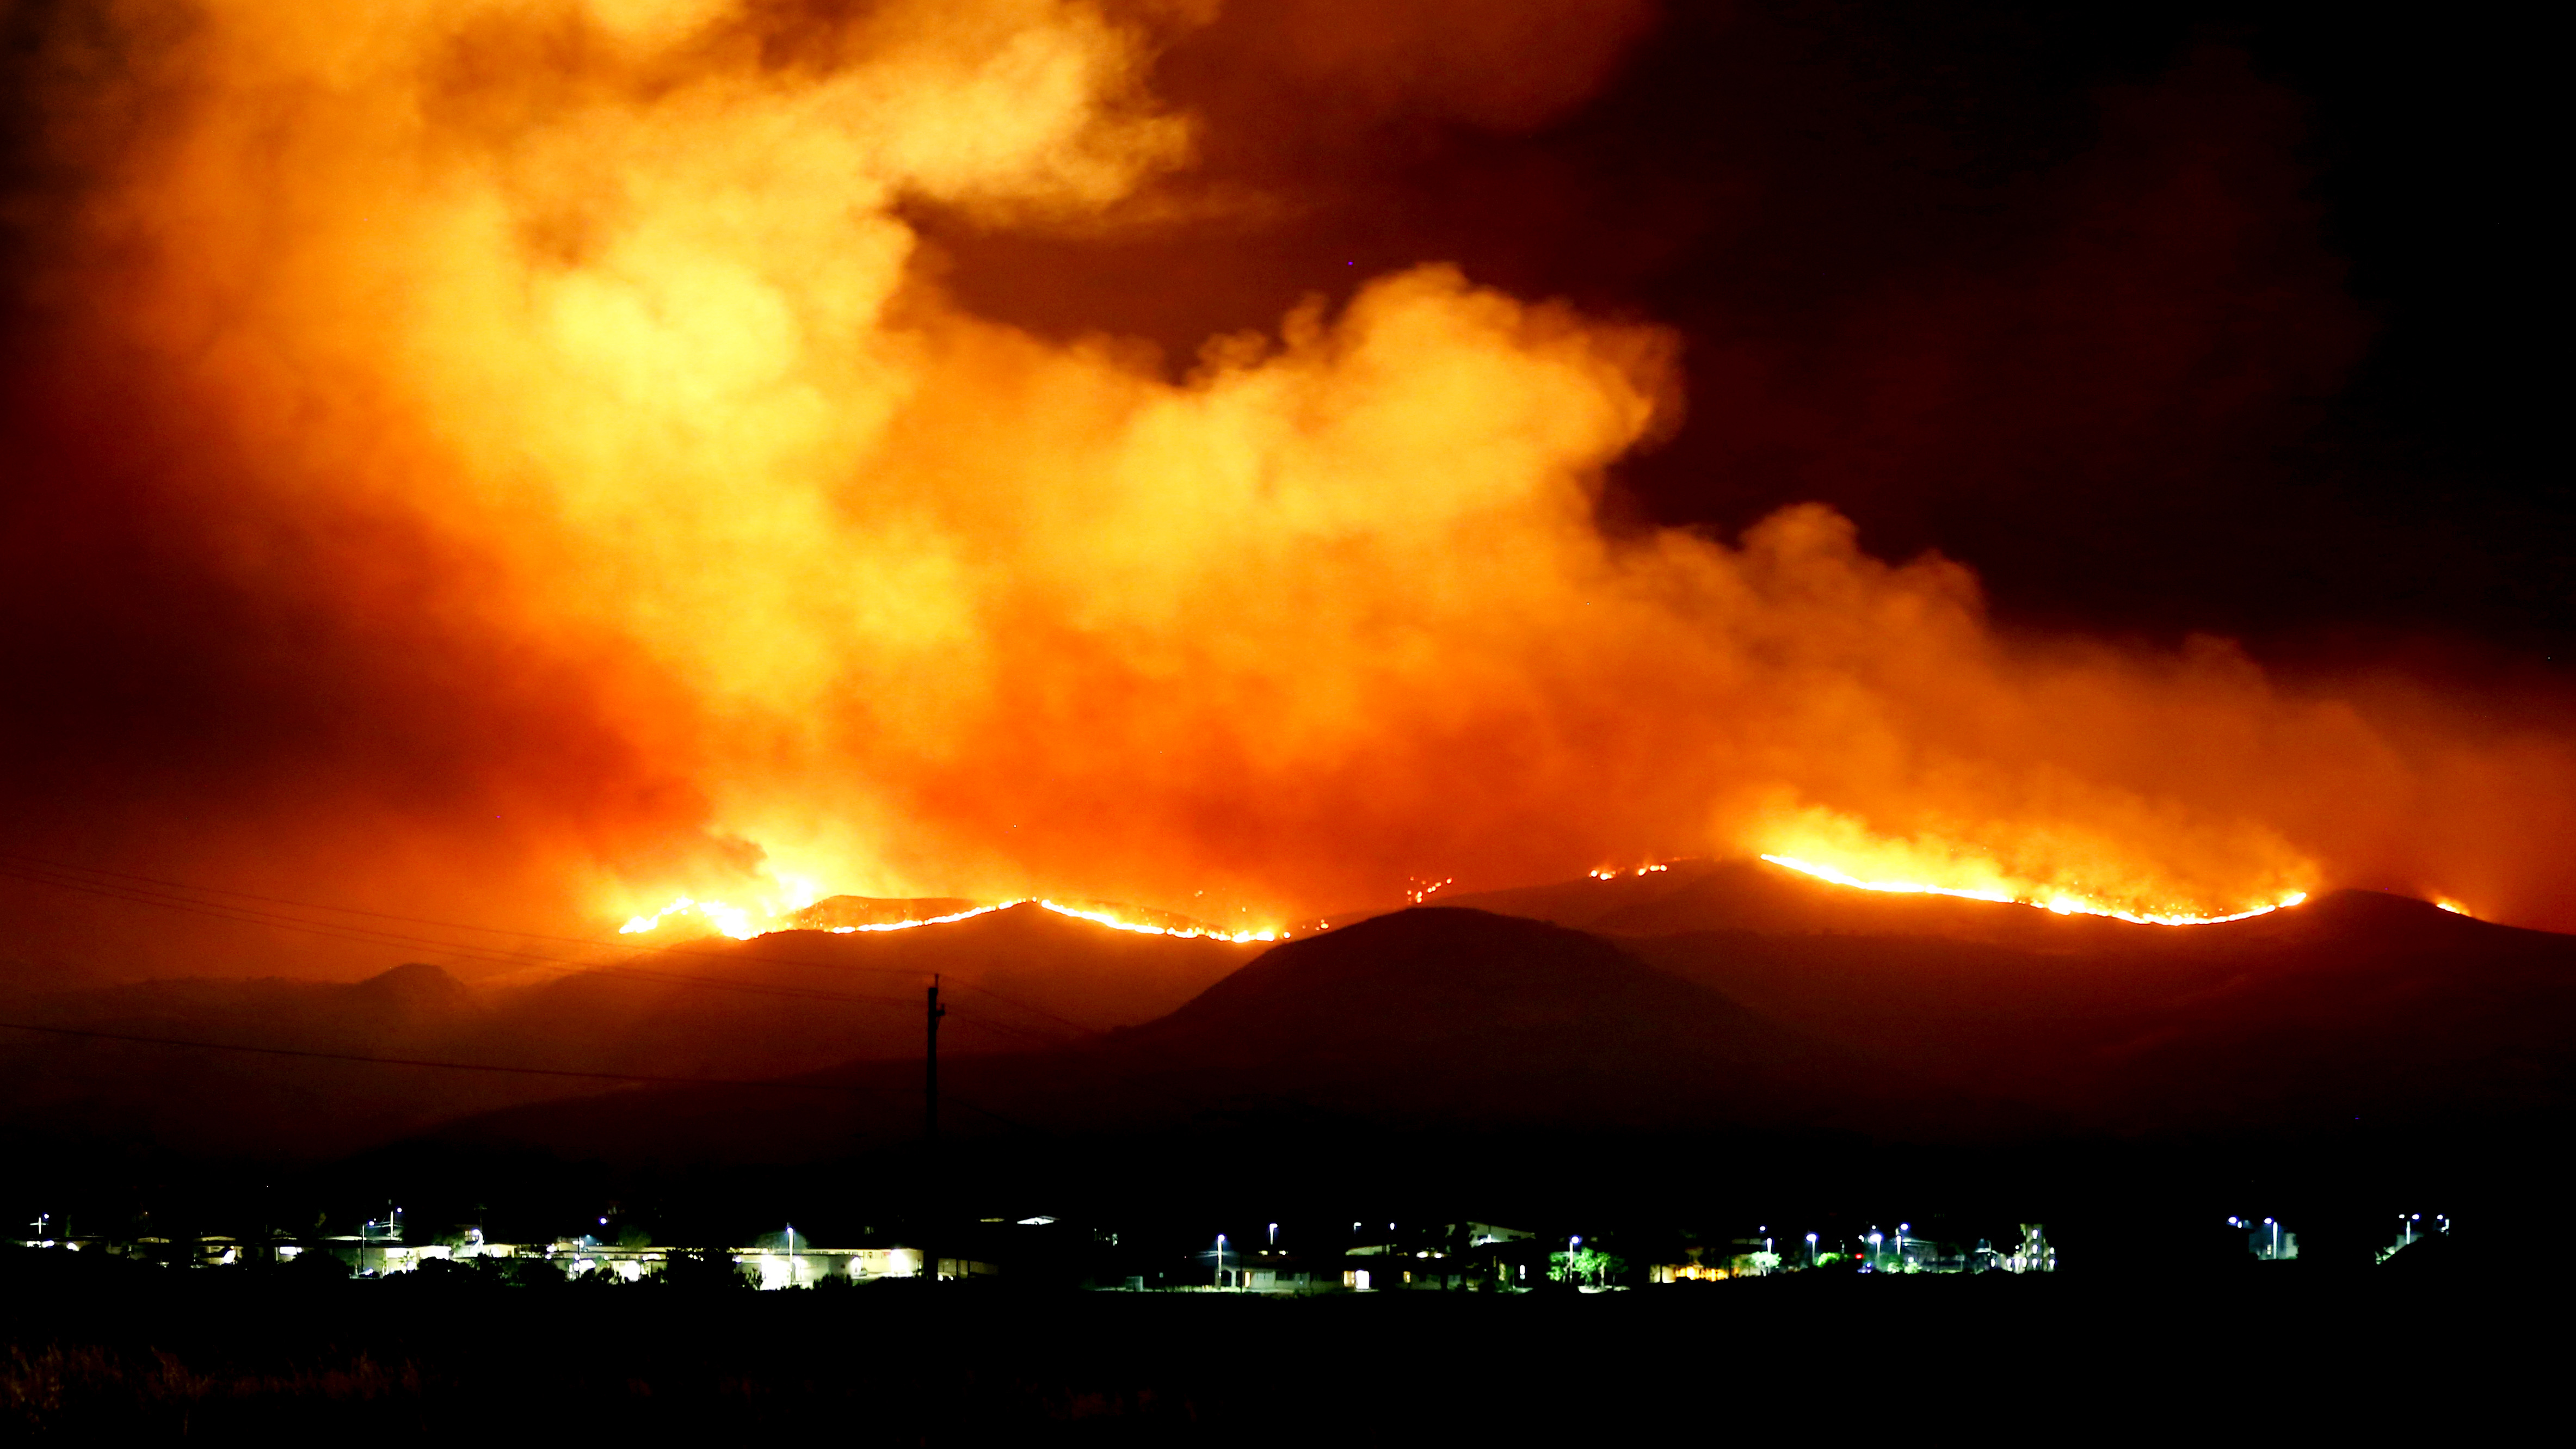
(0, 849), (1169, 1037)
(0, 1017), (919, 1096)
(0, 852), (1088, 1027)
(0, 849), (1246, 1105)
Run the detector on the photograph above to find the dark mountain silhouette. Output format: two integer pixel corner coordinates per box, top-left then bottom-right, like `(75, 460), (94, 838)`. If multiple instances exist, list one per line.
(0, 905), (1258, 1160)
(10, 863), (2573, 1214)
(0, 961), (500, 1158)
(343, 960), (481, 1016)
(476, 902), (1260, 1081)
(1099, 908), (1852, 1127)
(405, 887), (2576, 1213)
(1626, 888), (2576, 1133)
(418, 909), (1965, 1184)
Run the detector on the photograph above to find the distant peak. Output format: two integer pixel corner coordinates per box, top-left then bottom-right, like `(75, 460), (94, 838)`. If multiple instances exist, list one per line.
(348, 961), (474, 1009)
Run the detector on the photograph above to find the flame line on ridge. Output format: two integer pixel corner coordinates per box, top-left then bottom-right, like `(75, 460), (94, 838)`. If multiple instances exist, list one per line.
(624, 895), (1286, 945)
(1758, 854), (2306, 926)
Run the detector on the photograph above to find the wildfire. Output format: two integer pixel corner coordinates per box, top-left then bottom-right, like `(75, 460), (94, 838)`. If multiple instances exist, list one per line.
(1028, 899), (1279, 943)
(2435, 899), (2472, 917)
(825, 903), (1008, 934)
(618, 895), (1281, 945)
(1759, 855), (2308, 926)
(1589, 864), (1673, 880)
(620, 897), (760, 941)
(43, 0), (2573, 956)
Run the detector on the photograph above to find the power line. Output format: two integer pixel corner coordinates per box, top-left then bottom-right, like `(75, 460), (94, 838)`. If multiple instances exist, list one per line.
(0, 855), (1260, 1133)
(0, 1018), (917, 1095)
(0, 850), (1130, 1036)
(0, 858), (984, 1016)
(0, 853), (1260, 1118)
(0, 865), (925, 1015)
(0, 850), (695, 952)
(0, 860), (1062, 1051)
(0, 1016), (1048, 1133)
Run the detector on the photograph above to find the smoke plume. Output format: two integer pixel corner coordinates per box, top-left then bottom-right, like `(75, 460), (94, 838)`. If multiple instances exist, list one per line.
(3, 0), (2570, 967)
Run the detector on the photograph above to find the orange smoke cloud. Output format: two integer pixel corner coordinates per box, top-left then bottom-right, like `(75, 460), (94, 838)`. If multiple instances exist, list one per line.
(10, 0), (2575, 948)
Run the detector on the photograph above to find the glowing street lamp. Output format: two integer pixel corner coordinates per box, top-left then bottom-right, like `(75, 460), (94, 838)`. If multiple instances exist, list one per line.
(361, 1214), (395, 1276)
(1805, 1232), (1818, 1267)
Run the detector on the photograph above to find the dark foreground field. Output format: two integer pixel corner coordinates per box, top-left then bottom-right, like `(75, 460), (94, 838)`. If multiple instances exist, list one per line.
(0, 1249), (2529, 1441)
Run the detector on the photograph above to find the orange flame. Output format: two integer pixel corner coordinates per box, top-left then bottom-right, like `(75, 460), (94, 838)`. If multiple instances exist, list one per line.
(1028, 899), (1279, 943)
(618, 895), (1283, 944)
(620, 896), (761, 941)
(1760, 854), (2306, 926)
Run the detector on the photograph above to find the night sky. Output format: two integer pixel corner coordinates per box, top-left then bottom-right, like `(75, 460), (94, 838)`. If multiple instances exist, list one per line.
(926, 0), (2560, 661)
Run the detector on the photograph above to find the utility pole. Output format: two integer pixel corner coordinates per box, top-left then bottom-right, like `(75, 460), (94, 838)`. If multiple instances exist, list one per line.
(927, 975), (944, 1144)
(925, 975), (944, 1285)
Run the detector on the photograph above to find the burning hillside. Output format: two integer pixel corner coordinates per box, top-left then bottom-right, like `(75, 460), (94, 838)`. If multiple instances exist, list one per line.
(0, 0), (2569, 973)
(1757, 855), (2307, 927)
(621, 893), (1278, 943)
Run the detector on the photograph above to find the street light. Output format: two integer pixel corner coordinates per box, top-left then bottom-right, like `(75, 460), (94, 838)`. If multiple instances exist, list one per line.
(1805, 1232), (1817, 1267)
